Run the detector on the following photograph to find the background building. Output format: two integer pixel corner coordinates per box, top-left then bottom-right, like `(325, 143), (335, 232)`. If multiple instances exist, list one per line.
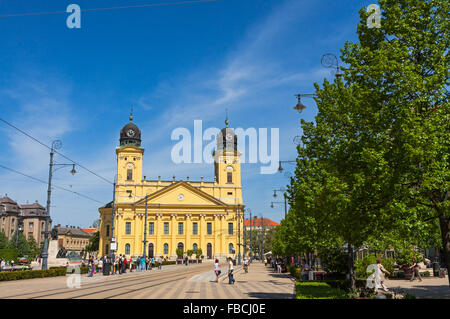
(53, 224), (92, 256)
(244, 217), (280, 232)
(98, 115), (245, 260)
(0, 195), (50, 246)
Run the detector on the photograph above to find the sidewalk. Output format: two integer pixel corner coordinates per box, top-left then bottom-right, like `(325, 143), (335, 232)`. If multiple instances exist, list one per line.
(387, 276), (450, 299)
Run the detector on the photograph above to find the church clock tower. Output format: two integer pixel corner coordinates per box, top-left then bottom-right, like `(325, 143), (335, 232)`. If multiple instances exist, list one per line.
(116, 112), (144, 184)
(213, 118), (241, 189)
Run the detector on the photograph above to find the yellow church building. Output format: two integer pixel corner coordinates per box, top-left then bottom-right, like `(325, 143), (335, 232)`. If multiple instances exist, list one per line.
(98, 114), (245, 261)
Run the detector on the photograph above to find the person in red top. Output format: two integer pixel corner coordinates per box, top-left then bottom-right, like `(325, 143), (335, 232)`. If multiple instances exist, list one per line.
(123, 257), (127, 273)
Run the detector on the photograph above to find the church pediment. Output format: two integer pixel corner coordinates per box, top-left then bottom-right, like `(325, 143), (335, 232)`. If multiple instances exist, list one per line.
(134, 181), (229, 207)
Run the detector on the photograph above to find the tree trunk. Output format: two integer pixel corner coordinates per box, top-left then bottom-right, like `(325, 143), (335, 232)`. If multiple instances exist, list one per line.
(348, 244), (355, 291)
(438, 214), (450, 287)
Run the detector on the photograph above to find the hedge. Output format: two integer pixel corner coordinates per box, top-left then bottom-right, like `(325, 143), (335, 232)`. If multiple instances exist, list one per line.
(0, 267), (67, 281)
(0, 266), (93, 281)
(296, 281), (349, 299)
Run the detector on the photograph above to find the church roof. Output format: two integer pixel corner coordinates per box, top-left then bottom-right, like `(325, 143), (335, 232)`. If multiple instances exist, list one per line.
(244, 218), (279, 227)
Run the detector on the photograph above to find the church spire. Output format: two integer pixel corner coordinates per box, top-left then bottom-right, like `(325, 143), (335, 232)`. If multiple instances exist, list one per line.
(225, 108), (229, 127)
(129, 106), (134, 122)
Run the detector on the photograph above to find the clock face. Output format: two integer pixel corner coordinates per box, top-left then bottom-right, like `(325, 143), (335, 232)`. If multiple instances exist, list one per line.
(178, 194), (184, 201)
(127, 129), (135, 137)
(226, 133), (233, 141)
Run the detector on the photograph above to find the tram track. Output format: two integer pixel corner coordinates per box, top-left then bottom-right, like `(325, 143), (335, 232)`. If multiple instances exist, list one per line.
(3, 264), (211, 299)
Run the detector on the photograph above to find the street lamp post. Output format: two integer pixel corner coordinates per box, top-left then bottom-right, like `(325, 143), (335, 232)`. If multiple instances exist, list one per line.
(237, 204), (241, 265)
(143, 195), (149, 259)
(249, 210), (252, 261)
(42, 140), (77, 270)
(272, 188), (288, 219)
(242, 208), (246, 260)
(109, 176), (117, 262)
(277, 160), (296, 173)
(15, 218), (23, 249)
(261, 215), (264, 263)
(293, 94), (316, 114)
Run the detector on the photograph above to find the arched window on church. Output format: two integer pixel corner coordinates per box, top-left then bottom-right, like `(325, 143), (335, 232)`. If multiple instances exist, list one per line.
(229, 243), (234, 254)
(193, 243), (198, 252)
(164, 243), (169, 255)
(125, 244), (130, 255)
(227, 172), (232, 184)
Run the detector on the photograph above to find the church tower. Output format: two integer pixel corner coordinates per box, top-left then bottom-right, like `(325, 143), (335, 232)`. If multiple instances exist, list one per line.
(214, 118), (241, 190)
(116, 112), (144, 185)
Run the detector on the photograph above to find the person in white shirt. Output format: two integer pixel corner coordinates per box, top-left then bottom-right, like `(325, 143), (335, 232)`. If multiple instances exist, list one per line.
(374, 258), (390, 291)
(214, 259), (221, 282)
(243, 258), (249, 273)
(0, 258), (5, 270)
(228, 257), (235, 284)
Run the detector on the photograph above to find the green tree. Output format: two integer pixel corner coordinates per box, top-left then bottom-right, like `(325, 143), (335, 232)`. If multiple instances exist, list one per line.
(286, 0), (448, 289)
(0, 231), (8, 249)
(86, 231), (99, 253)
(340, 0), (449, 285)
(27, 237), (40, 260)
(7, 232), (30, 257)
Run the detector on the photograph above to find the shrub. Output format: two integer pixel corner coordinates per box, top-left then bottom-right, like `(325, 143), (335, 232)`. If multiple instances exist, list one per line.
(355, 255), (395, 279)
(287, 265), (301, 280)
(0, 248), (18, 264)
(296, 281), (348, 299)
(0, 267), (67, 281)
(395, 249), (424, 266)
(318, 247), (348, 275)
(420, 271), (431, 277)
(176, 249), (184, 258)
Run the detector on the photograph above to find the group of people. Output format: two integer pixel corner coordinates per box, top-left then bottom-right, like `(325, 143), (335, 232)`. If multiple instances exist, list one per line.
(0, 258), (9, 270)
(87, 255), (166, 276)
(213, 257), (250, 284)
(269, 257), (288, 274)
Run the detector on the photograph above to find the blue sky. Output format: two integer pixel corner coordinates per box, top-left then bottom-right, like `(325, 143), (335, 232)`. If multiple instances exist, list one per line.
(0, 0), (375, 226)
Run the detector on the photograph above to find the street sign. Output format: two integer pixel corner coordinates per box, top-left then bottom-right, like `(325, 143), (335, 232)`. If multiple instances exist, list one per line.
(110, 243), (117, 251)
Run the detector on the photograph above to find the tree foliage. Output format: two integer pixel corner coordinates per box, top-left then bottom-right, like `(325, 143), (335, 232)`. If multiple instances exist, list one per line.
(273, 0), (449, 288)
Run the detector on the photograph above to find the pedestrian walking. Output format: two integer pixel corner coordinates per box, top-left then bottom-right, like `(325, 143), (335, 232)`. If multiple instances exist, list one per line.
(141, 256), (146, 271)
(123, 256), (127, 273)
(98, 257), (103, 274)
(151, 257), (155, 269)
(137, 257), (140, 271)
(243, 258), (249, 273)
(374, 258), (390, 292)
(276, 259), (281, 273)
(158, 256), (162, 270)
(185, 256), (189, 266)
(227, 257), (235, 284)
(409, 257), (422, 282)
(301, 259), (310, 281)
(145, 256), (149, 270)
(87, 257), (94, 277)
(214, 259), (221, 283)
(119, 255), (123, 274)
